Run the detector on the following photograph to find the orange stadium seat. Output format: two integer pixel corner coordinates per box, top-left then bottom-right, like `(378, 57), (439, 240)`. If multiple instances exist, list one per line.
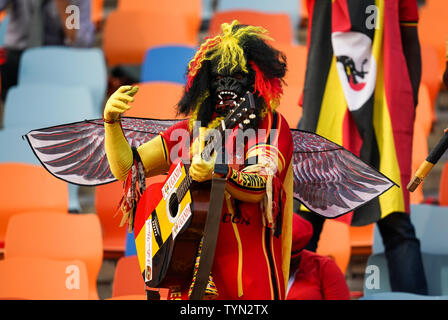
(208, 10), (294, 44)
(4, 212), (103, 300)
(418, 2), (448, 74)
(421, 44), (442, 120)
(439, 162), (448, 206)
(349, 224), (374, 256)
(107, 294), (147, 300)
(112, 255), (146, 297)
(410, 83), (432, 205)
(300, 0), (308, 19)
(117, 0), (201, 41)
(0, 257), (89, 300)
(103, 11), (197, 66)
(95, 181), (128, 259)
(410, 122), (429, 205)
(316, 219), (351, 274)
(125, 82), (186, 119)
(275, 44), (307, 128)
(415, 83), (434, 137)
(0, 163), (68, 252)
(91, 0), (104, 26)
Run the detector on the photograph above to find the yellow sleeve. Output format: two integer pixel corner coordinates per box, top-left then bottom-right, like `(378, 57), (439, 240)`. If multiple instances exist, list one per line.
(104, 122), (133, 181)
(137, 135), (171, 177)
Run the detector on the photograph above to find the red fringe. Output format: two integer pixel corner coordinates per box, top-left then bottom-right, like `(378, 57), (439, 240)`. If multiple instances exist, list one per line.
(250, 61), (283, 110)
(186, 36), (222, 91)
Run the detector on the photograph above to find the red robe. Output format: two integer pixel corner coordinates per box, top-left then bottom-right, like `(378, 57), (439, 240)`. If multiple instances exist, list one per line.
(160, 111), (293, 300)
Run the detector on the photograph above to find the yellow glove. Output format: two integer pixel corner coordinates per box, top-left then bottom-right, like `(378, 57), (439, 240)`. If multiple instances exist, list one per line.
(190, 153), (217, 182)
(103, 85), (139, 122)
(103, 85), (138, 181)
(189, 127), (217, 182)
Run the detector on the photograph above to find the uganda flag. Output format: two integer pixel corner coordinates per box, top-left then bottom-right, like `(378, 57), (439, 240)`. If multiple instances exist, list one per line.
(299, 0), (419, 225)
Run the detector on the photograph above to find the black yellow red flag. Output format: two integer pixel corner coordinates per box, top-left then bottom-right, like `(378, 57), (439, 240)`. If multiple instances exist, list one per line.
(300, 0), (418, 225)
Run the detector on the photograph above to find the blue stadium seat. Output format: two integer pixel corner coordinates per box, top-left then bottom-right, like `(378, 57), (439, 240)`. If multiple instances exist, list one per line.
(4, 84), (98, 130)
(216, 0), (301, 36)
(0, 14), (8, 46)
(364, 252), (448, 297)
(202, 0), (215, 21)
(366, 205), (448, 297)
(17, 46), (107, 111)
(0, 128), (40, 165)
(360, 292), (448, 300)
(141, 45), (197, 84)
(0, 128), (79, 213)
(373, 204), (448, 255)
(3, 84), (99, 212)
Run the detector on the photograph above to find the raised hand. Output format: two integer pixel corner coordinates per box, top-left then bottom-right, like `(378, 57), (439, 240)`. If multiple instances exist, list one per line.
(103, 85), (139, 122)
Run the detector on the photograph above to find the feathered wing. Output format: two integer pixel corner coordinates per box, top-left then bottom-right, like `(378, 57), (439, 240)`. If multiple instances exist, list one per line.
(25, 117), (181, 186)
(291, 129), (397, 219)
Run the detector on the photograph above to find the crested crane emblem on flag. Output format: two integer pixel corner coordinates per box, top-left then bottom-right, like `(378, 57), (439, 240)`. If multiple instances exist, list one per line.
(332, 31), (377, 112)
(336, 56), (368, 91)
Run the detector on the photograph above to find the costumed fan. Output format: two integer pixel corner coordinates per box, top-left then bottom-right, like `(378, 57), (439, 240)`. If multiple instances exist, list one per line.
(25, 21), (396, 300)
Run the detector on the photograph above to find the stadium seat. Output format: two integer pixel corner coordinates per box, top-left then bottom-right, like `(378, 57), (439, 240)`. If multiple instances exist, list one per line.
(0, 163), (68, 251)
(415, 83), (434, 138)
(368, 205), (448, 296)
(349, 224), (374, 256)
(4, 84), (97, 131)
(107, 294), (147, 300)
(275, 44), (307, 128)
(103, 11), (197, 66)
(0, 128), (41, 165)
(316, 219), (351, 274)
(0, 257), (89, 300)
(0, 14), (8, 46)
(364, 252), (448, 296)
(124, 82), (186, 119)
(208, 10), (294, 44)
(215, 0), (301, 37)
(300, 0), (308, 20)
(410, 84), (432, 206)
(418, 2), (448, 73)
(17, 46), (107, 111)
(410, 121), (428, 204)
(91, 0), (105, 26)
(421, 44), (442, 122)
(117, 0), (201, 41)
(373, 204), (448, 255)
(141, 45), (197, 84)
(201, 0), (215, 22)
(439, 162), (448, 206)
(95, 181), (128, 258)
(360, 291), (448, 300)
(4, 212), (103, 299)
(112, 255), (146, 297)
(3, 84), (99, 212)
